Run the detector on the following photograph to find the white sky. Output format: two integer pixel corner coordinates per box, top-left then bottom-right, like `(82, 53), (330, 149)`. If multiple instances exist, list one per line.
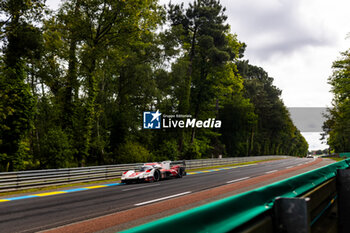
(46, 0), (350, 150)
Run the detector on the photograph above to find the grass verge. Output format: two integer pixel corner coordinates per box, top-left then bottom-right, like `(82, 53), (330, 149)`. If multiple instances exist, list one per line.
(328, 157), (346, 162)
(186, 159), (282, 172)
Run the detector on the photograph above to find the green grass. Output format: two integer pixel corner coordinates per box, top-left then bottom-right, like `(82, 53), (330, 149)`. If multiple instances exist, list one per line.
(186, 159), (282, 172)
(328, 157), (346, 162)
(0, 158), (282, 197)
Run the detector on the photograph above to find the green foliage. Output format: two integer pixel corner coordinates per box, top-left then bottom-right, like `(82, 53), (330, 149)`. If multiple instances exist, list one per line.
(154, 140), (179, 161)
(219, 94), (257, 156)
(0, 0), (309, 171)
(39, 128), (74, 169)
(183, 139), (203, 160)
(236, 61), (308, 156)
(166, 0), (246, 150)
(323, 49), (350, 152)
(0, 0), (44, 171)
(116, 141), (151, 164)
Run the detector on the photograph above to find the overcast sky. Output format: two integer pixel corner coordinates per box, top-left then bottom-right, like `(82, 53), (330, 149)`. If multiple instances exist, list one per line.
(46, 0), (350, 150)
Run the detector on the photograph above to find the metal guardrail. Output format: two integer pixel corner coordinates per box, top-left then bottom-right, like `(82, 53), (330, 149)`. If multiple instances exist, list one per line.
(0, 155), (288, 193)
(122, 159), (350, 233)
(238, 171), (345, 233)
(237, 178), (338, 233)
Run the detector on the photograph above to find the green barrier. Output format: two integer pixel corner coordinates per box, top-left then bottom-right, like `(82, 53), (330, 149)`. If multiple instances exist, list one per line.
(122, 159), (350, 233)
(340, 152), (350, 158)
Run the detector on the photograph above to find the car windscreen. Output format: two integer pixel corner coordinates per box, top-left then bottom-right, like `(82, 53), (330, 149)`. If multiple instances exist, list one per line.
(137, 166), (152, 172)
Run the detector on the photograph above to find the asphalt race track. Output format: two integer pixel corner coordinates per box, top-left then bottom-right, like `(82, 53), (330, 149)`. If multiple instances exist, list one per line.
(0, 158), (316, 233)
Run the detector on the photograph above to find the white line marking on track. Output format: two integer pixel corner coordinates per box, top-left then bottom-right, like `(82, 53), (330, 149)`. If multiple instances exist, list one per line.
(226, 177), (250, 184)
(297, 164), (303, 166)
(265, 170), (278, 174)
(286, 166), (294, 169)
(237, 164), (255, 168)
(122, 184), (160, 191)
(134, 191), (192, 206)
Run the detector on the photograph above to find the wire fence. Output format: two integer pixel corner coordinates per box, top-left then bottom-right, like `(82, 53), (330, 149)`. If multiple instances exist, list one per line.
(0, 155), (289, 193)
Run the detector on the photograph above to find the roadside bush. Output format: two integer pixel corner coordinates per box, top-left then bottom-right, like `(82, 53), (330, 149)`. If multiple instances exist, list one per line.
(154, 139), (179, 161)
(182, 140), (202, 160)
(116, 141), (150, 163)
(40, 128), (73, 169)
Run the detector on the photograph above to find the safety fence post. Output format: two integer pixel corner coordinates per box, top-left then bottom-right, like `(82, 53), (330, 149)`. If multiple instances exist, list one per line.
(274, 197), (311, 233)
(337, 168), (350, 233)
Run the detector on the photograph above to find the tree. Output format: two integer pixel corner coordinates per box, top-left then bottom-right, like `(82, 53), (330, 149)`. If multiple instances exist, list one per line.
(323, 49), (350, 152)
(166, 0), (245, 156)
(37, 0), (163, 166)
(219, 94), (257, 156)
(0, 0), (44, 171)
(0, 0), (309, 170)
(237, 61), (308, 156)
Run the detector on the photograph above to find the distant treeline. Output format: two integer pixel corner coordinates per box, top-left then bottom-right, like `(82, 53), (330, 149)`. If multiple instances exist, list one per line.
(0, 0), (308, 171)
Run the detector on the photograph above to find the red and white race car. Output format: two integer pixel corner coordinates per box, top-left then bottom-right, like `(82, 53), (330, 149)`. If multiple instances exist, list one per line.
(121, 161), (186, 184)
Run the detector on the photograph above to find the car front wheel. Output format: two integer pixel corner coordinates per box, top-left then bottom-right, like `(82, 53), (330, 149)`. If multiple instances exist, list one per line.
(153, 169), (160, 182)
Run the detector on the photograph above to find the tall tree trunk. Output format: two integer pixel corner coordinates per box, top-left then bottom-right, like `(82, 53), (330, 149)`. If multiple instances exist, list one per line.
(64, 0), (80, 130)
(178, 26), (198, 153)
(249, 128), (254, 155)
(190, 63), (207, 143)
(81, 56), (97, 166)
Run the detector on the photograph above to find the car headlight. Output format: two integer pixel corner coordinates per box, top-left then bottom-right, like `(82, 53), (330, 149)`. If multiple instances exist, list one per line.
(140, 174), (150, 179)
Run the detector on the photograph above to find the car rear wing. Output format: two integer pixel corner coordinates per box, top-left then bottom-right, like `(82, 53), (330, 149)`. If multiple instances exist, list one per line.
(170, 160), (186, 168)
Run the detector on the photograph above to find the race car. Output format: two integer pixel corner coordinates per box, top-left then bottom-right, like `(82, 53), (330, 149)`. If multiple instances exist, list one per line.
(121, 161), (186, 184)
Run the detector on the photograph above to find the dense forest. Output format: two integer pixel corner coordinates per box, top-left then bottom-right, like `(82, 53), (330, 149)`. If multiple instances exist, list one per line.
(323, 47), (350, 153)
(0, 0), (308, 172)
